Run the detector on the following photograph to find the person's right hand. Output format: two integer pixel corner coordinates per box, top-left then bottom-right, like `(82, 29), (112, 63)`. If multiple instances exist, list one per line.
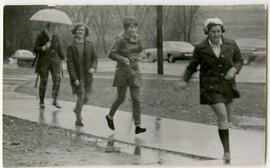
(74, 80), (80, 86)
(123, 58), (130, 65)
(42, 41), (51, 50)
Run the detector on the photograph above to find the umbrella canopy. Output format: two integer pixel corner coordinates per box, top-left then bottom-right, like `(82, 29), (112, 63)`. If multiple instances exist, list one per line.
(30, 8), (72, 25)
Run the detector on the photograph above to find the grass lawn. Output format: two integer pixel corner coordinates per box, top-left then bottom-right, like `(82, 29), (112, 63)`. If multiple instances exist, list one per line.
(15, 77), (265, 131)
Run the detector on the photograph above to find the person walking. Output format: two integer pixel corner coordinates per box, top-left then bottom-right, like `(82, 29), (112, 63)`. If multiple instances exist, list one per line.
(179, 18), (243, 164)
(33, 23), (65, 109)
(66, 22), (98, 127)
(105, 16), (146, 134)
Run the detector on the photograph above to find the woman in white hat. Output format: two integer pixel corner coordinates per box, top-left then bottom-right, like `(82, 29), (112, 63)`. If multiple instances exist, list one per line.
(180, 17), (243, 164)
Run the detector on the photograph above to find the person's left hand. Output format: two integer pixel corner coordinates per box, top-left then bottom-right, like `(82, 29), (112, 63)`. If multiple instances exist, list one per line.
(88, 68), (96, 74)
(225, 67), (237, 80)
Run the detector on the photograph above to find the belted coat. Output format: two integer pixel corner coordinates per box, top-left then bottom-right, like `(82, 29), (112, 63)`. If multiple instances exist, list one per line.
(108, 32), (143, 88)
(183, 36), (243, 104)
(66, 39), (98, 94)
(33, 30), (65, 74)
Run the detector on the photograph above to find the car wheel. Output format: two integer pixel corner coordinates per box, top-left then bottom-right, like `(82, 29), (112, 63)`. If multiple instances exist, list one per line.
(243, 55), (249, 65)
(168, 54), (175, 63)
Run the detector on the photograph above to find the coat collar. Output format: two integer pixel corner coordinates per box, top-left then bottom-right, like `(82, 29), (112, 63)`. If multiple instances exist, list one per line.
(198, 36), (232, 58)
(121, 31), (140, 43)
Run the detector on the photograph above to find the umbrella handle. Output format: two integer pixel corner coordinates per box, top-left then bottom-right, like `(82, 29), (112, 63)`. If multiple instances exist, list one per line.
(49, 22), (53, 40)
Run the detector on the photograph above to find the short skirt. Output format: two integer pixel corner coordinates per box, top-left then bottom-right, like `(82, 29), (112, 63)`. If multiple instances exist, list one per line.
(201, 92), (233, 105)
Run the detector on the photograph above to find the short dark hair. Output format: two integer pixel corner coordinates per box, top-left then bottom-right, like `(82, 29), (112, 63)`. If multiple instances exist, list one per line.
(71, 22), (90, 36)
(123, 16), (138, 29)
(204, 23), (225, 35)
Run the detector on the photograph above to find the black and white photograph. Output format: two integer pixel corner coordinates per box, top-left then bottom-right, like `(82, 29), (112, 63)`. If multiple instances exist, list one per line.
(2, 0), (267, 167)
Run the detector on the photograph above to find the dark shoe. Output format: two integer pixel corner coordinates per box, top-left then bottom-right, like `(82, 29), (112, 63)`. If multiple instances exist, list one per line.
(52, 101), (61, 109)
(40, 102), (45, 109)
(75, 120), (84, 127)
(106, 115), (115, 130)
(223, 152), (231, 165)
(135, 126), (146, 134)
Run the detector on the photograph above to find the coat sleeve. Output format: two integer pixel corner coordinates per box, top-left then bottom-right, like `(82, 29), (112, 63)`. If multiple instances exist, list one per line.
(108, 38), (128, 64)
(56, 36), (65, 60)
(232, 40), (243, 74)
(66, 47), (78, 83)
(33, 33), (43, 54)
(90, 43), (98, 70)
(183, 46), (201, 82)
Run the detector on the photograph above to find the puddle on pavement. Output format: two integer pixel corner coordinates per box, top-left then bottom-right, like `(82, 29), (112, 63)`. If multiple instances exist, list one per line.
(34, 111), (215, 165)
(66, 131), (202, 165)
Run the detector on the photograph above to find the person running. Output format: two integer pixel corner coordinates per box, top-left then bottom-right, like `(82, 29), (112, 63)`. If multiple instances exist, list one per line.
(179, 18), (243, 164)
(105, 16), (146, 134)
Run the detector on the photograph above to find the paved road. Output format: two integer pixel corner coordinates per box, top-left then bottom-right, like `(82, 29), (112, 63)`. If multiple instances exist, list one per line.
(6, 60), (266, 83)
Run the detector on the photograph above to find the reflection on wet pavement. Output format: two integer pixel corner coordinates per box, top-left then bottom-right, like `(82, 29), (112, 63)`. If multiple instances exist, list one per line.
(38, 108), (45, 124)
(52, 110), (60, 125)
(105, 134), (120, 153)
(134, 138), (141, 156)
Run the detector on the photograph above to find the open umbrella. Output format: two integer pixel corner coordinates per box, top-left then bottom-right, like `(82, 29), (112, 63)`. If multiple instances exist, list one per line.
(30, 8), (72, 25)
(30, 8), (72, 39)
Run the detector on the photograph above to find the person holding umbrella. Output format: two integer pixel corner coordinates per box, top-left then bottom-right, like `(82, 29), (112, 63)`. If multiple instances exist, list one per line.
(31, 8), (72, 109)
(105, 16), (146, 134)
(33, 22), (65, 109)
(66, 22), (98, 127)
(179, 18), (243, 164)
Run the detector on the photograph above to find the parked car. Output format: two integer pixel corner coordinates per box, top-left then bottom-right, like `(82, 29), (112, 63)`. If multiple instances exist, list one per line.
(235, 38), (266, 65)
(142, 41), (194, 63)
(12, 49), (35, 67)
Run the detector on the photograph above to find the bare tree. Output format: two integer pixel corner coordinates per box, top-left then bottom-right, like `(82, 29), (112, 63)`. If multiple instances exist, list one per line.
(89, 6), (112, 54)
(61, 6), (112, 55)
(162, 6), (200, 42)
(3, 5), (46, 60)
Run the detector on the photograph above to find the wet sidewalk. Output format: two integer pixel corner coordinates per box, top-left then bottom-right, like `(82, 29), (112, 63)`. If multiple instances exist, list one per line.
(3, 78), (265, 166)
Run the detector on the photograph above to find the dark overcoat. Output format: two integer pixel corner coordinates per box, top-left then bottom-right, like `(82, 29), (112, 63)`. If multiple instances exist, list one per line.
(33, 30), (65, 74)
(183, 36), (243, 104)
(108, 32), (143, 87)
(66, 39), (98, 94)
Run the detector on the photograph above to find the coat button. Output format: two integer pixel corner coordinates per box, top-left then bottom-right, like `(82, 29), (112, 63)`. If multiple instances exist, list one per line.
(220, 54), (224, 58)
(221, 73), (224, 76)
(219, 64), (223, 67)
